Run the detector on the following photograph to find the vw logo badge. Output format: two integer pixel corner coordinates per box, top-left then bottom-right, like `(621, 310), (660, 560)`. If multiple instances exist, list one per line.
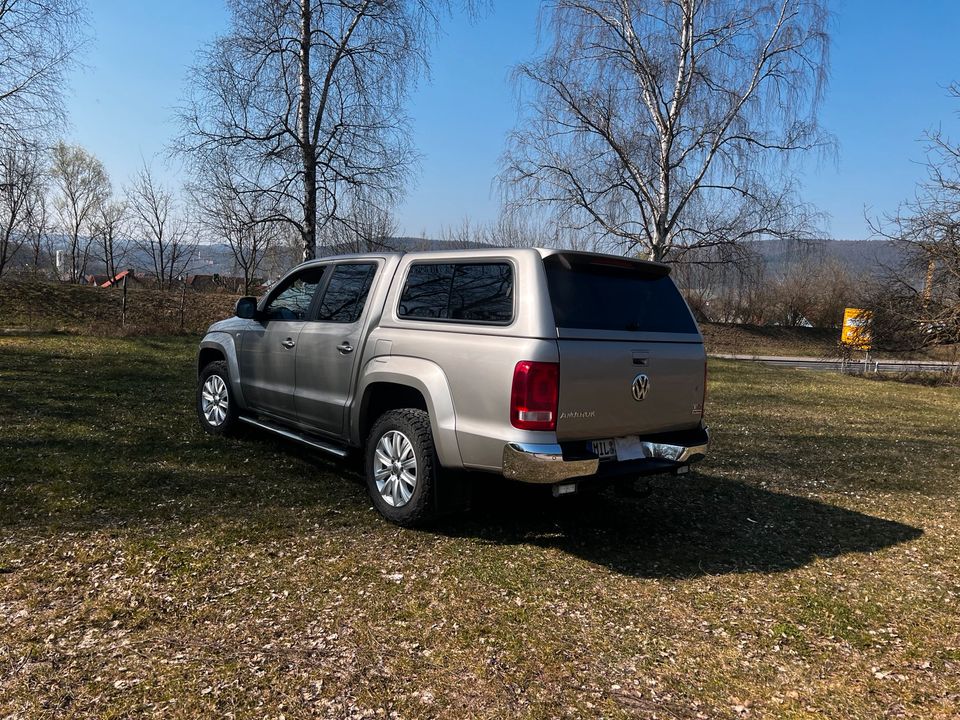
(631, 373), (650, 401)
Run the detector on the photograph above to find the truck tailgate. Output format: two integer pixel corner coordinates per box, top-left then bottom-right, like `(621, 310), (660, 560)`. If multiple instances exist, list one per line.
(555, 339), (705, 441)
(540, 250), (707, 443)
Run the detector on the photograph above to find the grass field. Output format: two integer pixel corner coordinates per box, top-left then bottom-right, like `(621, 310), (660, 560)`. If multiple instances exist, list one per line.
(2, 334), (959, 719)
(699, 323), (839, 358)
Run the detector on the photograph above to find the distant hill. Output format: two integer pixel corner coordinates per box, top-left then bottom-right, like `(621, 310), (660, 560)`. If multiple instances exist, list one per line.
(9, 233), (913, 284)
(371, 237), (913, 282)
(743, 238), (908, 278)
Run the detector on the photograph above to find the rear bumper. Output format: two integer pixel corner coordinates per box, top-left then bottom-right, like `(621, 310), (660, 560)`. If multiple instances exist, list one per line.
(502, 425), (709, 484)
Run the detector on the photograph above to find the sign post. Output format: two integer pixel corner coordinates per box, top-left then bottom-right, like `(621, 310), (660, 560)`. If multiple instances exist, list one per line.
(840, 307), (872, 371)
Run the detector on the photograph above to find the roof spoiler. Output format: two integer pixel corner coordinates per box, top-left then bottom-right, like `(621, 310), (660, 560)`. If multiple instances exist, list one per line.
(542, 250), (671, 278)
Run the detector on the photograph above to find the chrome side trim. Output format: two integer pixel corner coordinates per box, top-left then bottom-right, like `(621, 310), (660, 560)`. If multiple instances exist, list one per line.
(502, 443), (599, 484)
(238, 416), (350, 458)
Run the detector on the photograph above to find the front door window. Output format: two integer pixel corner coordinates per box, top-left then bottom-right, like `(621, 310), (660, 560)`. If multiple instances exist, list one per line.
(264, 266), (327, 321)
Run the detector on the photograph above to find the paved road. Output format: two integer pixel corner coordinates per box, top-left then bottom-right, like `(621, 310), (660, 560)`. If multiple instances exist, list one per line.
(711, 353), (959, 374)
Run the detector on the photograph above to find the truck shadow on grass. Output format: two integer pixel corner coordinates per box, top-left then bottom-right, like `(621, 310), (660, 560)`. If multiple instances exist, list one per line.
(437, 473), (923, 579)
(0, 429), (922, 581)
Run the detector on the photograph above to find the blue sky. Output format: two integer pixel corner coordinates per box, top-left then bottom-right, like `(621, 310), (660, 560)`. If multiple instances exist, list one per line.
(66, 0), (960, 241)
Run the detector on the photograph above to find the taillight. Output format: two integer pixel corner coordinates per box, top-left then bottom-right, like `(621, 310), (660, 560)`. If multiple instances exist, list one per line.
(510, 361), (559, 431)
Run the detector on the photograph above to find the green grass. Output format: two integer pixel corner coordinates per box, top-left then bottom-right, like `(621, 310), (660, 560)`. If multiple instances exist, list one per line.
(2, 335), (960, 718)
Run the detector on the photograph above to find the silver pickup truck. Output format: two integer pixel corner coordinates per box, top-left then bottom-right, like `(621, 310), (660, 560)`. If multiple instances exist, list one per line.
(196, 248), (708, 525)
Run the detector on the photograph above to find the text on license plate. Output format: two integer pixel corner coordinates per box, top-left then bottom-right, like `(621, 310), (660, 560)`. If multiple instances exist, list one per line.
(591, 439), (617, 460)
(591, 436), (646, 462)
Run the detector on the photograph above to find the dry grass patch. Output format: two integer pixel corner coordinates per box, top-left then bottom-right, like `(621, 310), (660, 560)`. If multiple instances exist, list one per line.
(1, 336), (959, 718)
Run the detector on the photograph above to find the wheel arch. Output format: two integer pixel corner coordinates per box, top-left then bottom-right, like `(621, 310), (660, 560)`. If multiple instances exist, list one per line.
(352, 358), (462, 468)
(198, 333), (248, 410)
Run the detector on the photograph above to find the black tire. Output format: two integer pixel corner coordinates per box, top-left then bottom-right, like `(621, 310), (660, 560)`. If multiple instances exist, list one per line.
(197, 360), (239, 436)
(365, 408), (439, 527)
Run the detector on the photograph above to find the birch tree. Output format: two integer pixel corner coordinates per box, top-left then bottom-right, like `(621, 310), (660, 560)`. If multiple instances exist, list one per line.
(320, 188), (399, 255)
(49, 142), (109, 282)
(177, 0), (460, 262)
(503, 0), (830, 262)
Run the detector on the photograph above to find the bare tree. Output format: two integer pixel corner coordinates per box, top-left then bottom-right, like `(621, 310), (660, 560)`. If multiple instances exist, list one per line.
(91, 198), (128, 280)
(673, 239), (863, 327)
(436, 210), (584, 250)
(127, 163), (197, 290)
(671, 247), (767, 323)
(0, 0), (86, 147)
(803, 258), (859, 328)
(321, 189), (399, 255)
(0, 142), (45, 278)
(176, 0), (467, 262)
(870, 84), (960, 350)
(503, 0), (830, 262)
(49, 142), (109, 282)
(190, 151), (282, 294)
(259, 224), (304, 281)
(23, 181), (52, 276)
(438, 217), (493, 249)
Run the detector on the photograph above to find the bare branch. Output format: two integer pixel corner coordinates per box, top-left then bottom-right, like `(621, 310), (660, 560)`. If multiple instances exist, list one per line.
(126, 162), (198, 290)
(502, 0), (831, 262)
(0, 0), (87, 148)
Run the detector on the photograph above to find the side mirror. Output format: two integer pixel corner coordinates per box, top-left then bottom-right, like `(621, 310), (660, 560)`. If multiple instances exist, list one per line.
(235, 296), (259, 320)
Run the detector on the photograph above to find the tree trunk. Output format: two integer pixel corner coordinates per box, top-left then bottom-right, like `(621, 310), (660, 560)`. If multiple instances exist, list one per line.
(651, 219), (669, 263)
(71, 230), (80, 282)
(299, 0), (316, 261)
(0, 218), (14, 278)
(104, 235), (115, 279)
(242, 260), (252, 295)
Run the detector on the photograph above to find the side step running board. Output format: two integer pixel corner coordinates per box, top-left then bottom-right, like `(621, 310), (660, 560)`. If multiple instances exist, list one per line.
(238, 415), (350, 458)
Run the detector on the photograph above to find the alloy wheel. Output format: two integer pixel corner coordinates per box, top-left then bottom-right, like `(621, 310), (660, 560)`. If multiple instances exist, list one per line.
(373, 430), (418, 507)
(201, 374), (229, 426)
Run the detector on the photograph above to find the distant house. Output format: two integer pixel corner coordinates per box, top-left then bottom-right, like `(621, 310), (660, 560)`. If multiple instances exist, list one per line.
(100, 269), (137, 288)
(83, 274), (112, 287)
(84, 269), (138, 288)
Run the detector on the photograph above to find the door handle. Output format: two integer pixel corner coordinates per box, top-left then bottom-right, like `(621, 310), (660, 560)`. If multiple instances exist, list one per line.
(281, 338), (296, 349)
(337, 341), (354, 354)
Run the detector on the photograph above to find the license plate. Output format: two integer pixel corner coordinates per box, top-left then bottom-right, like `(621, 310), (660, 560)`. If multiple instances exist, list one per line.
(591, 438), (617, 460)
(592, 436), (645, 462)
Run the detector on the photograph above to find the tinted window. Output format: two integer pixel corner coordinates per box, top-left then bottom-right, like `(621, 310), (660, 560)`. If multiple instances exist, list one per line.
(265, 266), (326, 321)
(543, 254), (697, 333)
(449, 264), (513, 321)
(398, 264), (452, 319)
(316, 263), (376, 323)
(398, 262), (513, 323)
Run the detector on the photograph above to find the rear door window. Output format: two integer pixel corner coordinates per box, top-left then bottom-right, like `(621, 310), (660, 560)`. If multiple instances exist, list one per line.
(542, 254), (697, 333)
(398, 262), (513, 323)
(315, 263), (377, 323)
